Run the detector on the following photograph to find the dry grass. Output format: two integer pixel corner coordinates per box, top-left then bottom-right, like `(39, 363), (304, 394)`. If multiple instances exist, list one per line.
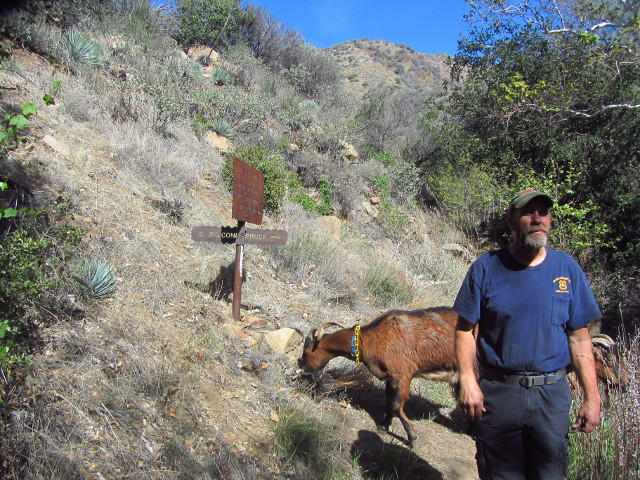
(0, 14), (474, 479)
(568, 335), (640, 480)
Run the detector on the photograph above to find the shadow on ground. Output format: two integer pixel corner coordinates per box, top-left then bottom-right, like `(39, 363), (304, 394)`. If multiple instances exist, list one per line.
(351, 430), (444, 480)
(315, 367), (470, 437)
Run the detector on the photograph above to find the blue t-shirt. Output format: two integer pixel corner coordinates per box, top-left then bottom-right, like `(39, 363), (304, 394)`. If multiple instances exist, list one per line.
(453, 247), (602, 373)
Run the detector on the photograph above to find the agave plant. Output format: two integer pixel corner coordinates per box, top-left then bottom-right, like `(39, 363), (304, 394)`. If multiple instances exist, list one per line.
(62, 30), (104, 67)
(74, 258), (117, 299)
(212, 120), (235, 139)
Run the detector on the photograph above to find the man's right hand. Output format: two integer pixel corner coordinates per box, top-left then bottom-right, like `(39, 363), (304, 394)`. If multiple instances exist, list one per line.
(458, 379), (485, 422)
(455, 315), (485, 422)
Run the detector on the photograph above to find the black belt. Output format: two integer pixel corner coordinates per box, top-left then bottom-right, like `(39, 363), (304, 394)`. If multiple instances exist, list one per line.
(480, 366), (567, 388)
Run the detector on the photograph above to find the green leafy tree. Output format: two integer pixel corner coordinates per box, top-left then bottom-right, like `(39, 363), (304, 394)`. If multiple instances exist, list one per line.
(422, 0), (640, 324)
(176, 0), (248, 53)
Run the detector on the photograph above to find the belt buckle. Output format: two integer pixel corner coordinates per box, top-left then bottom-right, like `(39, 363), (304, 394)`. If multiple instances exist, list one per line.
(520, 375), (535, 388)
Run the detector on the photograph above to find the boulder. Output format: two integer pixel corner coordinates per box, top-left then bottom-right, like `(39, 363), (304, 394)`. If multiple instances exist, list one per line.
(222, 324), (258, 348)
(186, 45), (219, 65)
(316, 215), (342, 239)
(339, 140), (358, 163)
(264, 328), (302, 354)
(205, 131), (231, 154)
(362, 201), (379, 218)
(42, 135), (71, 159)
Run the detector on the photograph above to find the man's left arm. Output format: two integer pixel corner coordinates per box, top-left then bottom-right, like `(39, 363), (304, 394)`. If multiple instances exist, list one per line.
(568, 326), (601, 432)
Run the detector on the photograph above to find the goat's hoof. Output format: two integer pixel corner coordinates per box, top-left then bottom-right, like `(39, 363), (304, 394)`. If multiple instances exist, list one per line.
(377, 420), (392, 433)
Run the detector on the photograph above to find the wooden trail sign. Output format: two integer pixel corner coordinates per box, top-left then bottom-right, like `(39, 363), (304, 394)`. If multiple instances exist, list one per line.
(191, 225), (288, 246)
(192, 157), (287, 321)
(232, 156), (264, 225)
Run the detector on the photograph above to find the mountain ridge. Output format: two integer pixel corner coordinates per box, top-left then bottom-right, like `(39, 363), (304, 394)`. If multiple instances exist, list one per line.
(326, 38), (451, 99)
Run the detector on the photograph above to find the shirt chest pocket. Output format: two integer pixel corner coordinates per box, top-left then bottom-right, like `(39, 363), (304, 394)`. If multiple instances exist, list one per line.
(551, 296), (570, 327)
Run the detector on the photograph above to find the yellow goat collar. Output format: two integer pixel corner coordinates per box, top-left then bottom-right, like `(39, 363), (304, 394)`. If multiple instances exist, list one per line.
(350, 325), (362, 364)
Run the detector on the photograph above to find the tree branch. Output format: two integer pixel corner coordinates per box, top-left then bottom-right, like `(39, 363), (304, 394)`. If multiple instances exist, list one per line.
(524, 102), (640, 118)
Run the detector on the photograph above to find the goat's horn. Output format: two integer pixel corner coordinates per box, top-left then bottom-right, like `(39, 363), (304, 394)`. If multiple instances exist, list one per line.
(320, 321), (347, 329)
(591, 333), (615, 348)
(316, 321), (347, 340)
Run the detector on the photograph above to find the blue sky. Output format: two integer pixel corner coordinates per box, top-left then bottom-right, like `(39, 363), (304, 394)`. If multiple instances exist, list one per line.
(246, 1), (470, 55)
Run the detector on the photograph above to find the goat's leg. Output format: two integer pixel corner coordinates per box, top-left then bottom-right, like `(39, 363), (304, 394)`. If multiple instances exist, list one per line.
(379, 379), (396, 432)
(395, 377), (417, 444)
(379, 378), (417, 444)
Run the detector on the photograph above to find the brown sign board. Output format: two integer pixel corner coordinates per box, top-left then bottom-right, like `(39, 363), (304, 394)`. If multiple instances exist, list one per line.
(232, 157), (264, 225)
(192, 226), (288, 246)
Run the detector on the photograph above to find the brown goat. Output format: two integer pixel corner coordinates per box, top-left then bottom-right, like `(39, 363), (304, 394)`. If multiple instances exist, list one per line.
(299, 308), (629, 444)
(298, 307), (458, 444)
(568, 333), (630, 394)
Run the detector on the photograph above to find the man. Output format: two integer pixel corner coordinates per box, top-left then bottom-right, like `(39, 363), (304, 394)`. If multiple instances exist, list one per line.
(454, 188), (601, 480)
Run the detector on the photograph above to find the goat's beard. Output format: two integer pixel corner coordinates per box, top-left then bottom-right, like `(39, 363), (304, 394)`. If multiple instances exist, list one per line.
(519, 227), (550, 249)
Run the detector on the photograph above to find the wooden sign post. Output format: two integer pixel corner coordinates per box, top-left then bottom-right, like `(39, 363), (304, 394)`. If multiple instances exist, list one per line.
(192, 158), (288, 321)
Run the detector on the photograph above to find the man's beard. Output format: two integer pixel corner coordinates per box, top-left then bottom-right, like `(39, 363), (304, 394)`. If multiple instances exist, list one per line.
(520, 228), (549, 248)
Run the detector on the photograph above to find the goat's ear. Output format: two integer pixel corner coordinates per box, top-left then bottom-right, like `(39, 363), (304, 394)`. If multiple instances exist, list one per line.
(587, 319), (602, 336)
(305, 328), (320, 351)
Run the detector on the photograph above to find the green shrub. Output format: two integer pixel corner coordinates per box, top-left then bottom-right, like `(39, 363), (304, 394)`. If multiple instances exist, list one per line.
(364, 260), (414, 306)
(191, 113), (211, 136)
(189, 84), (271, 126)
(0, 219), (82, 368)
(73, 258), (117, 299)
(176, 0), (248, 51)
(0, 318), (30, 371)
(316, 177), (333, 215)
(372, 150), (395, 166)
(222, 145), (289, 213)
(427, 163), (502, 238)
(371, 174), (390, 197)
(1, 102), (38, 155)
(388, 160), (421, 203)
(0, 230), (62, 369)
(289, 191), (316, 212)
(121, 0), (161, 47)
(280, 43), (340, 97)
(279, 96), (318, 131)
(378, 199), (411, 237)
(289, 176), (333, 215)
(209, 67), (235, 85)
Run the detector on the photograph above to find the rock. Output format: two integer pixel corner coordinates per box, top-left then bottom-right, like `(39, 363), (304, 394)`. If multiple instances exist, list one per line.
(316, 215), (342, 239)
(243, 315), (268, 328)
(223, 324), (258, 348)
(442, 243), (476, 263)
(339, 140), (359, 163)
(186, 45), (219, 65)
(205, 131), (231, 154)
(42, 135), (71, 159)
(362, 201), (379, 217)
(264, 328), (302, 354)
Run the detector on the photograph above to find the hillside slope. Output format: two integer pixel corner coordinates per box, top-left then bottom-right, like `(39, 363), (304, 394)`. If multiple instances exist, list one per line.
(0, 37), (476, 480)
(327, 39), (451, 99)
